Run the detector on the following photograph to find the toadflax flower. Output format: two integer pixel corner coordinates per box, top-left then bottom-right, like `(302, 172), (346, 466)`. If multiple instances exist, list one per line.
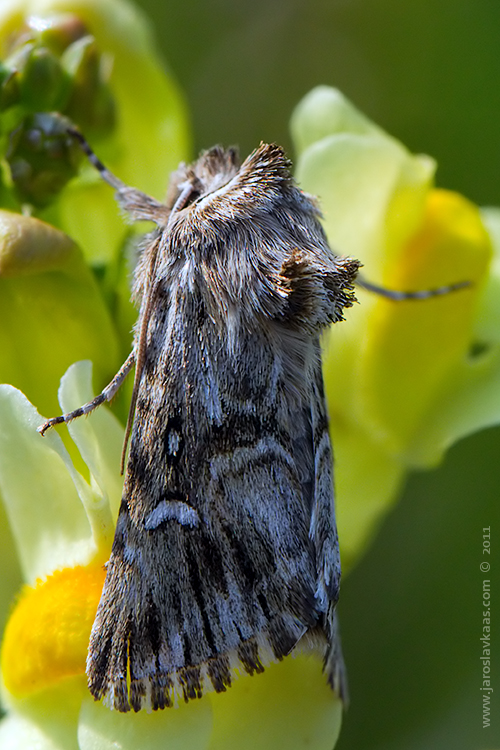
(0, 362), (343, 749)
(0, 4), (499, 747)
(291, 86), (497, 567)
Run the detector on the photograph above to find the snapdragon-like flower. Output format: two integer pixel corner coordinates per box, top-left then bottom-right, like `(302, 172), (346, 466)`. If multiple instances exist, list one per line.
(291, 86), (496, 566)
(0, 363), (342, 749)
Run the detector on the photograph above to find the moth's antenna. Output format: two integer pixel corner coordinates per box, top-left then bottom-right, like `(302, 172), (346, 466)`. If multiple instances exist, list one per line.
(168, 181), (200, 219)
(356, 274), (471, 301)
(67, 126), (127, 192)
(120, 236), (161, 474)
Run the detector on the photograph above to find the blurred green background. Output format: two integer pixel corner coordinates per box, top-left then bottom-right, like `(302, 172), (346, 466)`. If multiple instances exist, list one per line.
(137, 0), (500, 208)
(129, 1), (500, 748)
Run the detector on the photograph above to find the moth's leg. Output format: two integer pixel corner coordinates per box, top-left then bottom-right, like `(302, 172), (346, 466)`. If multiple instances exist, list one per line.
(67, 127), (169, 223)
(38, 351), (135, 436)
(280, 253), (360, 329)
(356, 274), (470, 300)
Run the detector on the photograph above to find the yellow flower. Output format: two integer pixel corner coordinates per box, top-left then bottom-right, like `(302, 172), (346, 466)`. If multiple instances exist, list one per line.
(0, 363), (343, 749)
(291, 86), (495, 565)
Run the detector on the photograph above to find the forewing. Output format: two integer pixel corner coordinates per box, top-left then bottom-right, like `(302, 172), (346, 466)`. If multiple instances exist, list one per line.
(87, 325), (321, 712)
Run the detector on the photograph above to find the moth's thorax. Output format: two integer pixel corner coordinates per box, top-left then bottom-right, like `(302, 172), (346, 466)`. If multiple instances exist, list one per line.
(130, 143), (344, 338)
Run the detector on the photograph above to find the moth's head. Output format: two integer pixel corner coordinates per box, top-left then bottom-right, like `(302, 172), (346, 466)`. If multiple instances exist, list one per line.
(164, 143), (294, 222)
(165, 146), (241, 211)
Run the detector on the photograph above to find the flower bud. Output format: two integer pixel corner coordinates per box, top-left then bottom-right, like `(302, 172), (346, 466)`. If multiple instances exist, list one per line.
(16, 44), (70, 112)
(6, 113), (82, 207)
(62, 35), (115, 136)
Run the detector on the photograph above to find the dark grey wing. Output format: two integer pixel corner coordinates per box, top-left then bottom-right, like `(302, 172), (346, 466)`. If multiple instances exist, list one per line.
(86, 345), (322, 712)
(86, 222), (355, 711)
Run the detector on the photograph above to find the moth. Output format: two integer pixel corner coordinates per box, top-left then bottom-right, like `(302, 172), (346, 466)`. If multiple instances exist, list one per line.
(39, 132), (360, 712)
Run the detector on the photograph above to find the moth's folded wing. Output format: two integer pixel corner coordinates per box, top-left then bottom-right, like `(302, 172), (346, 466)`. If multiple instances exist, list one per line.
(86, 430), (321, 712)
